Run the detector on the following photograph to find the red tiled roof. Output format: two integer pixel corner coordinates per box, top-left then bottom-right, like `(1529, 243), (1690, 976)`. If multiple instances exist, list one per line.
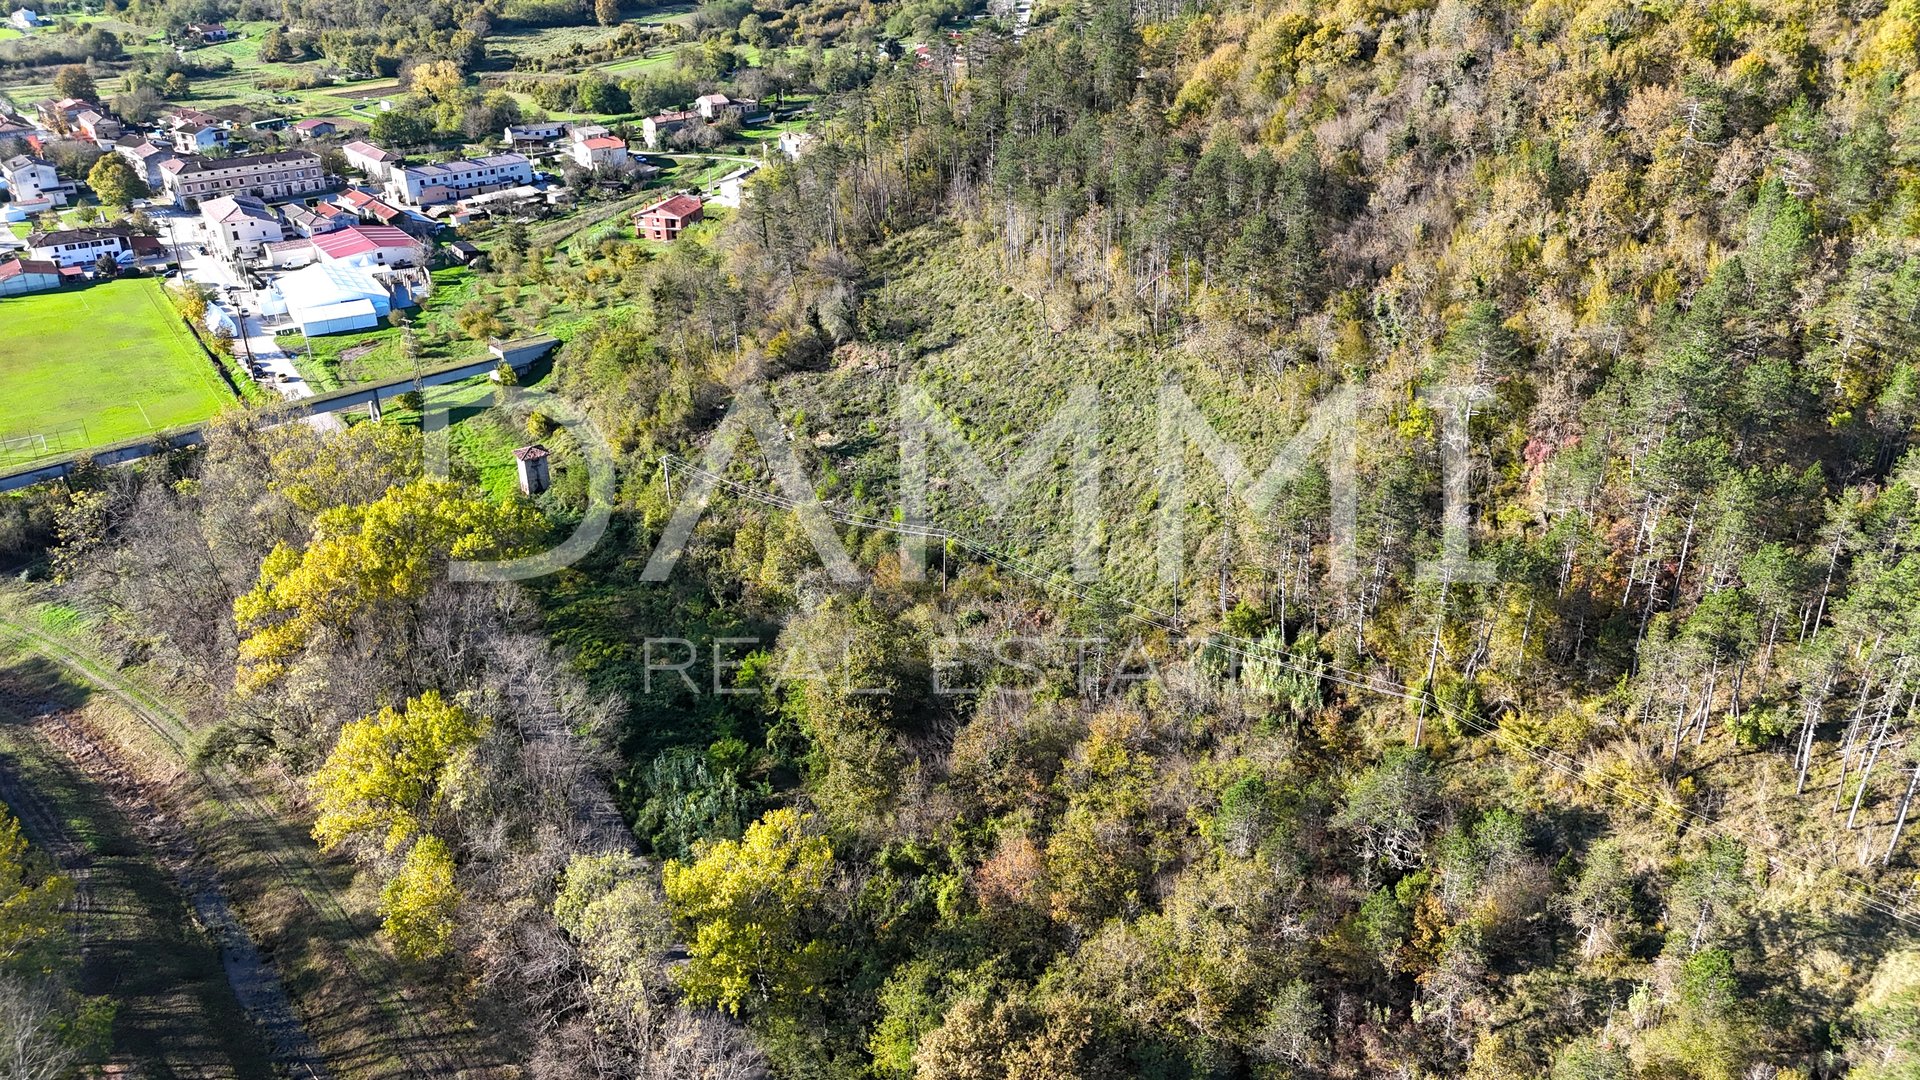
(581, 136), (625, 150)
(637, 193), (703, 221)
(0, 258), (59, 281)
(311, 224), (416, 260)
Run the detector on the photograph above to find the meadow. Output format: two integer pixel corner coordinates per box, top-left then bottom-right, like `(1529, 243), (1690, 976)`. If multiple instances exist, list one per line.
(0, 277), (235, 459)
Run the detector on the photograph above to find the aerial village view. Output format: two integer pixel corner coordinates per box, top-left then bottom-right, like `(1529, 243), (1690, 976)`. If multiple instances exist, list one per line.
(10, 0), (1920, 1077)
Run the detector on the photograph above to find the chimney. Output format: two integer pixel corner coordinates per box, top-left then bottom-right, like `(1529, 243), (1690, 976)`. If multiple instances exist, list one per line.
(513, 444), (550, 495)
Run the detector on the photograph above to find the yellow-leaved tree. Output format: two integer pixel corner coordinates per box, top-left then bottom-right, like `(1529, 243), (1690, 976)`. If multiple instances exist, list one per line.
(661, 808), (833, 1015)
(312, 692), (486, 960)
(379, 835), (460, 961)
(232, 478), (544, 691)
(311, 690), (488, 854)
(0, 807), (74, 975)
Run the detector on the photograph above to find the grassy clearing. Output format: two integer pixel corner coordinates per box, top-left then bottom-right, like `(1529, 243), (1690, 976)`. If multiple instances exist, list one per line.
(371, 379), (529, 499)
(282, 263), (634, 389)
(763, 226), (1321, 592)
(0, 277), (235, 458)
(0, 647), (276, 1079)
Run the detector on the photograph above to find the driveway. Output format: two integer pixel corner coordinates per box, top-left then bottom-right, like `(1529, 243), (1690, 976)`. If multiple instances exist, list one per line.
(233, 309), (342, 432)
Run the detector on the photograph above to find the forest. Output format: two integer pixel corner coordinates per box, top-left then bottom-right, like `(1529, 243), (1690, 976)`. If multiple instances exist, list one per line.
(14, 0), (1920, 1076)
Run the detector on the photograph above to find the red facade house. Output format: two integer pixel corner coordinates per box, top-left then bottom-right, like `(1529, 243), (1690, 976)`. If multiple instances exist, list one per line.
(633, 193), (704, 242)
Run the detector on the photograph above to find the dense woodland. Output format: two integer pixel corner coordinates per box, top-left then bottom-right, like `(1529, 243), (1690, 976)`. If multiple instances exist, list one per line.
(19, 0), (1920, 1076)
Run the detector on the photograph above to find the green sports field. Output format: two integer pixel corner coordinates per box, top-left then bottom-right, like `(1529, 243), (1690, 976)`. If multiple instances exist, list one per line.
(0, 278), (236, 460)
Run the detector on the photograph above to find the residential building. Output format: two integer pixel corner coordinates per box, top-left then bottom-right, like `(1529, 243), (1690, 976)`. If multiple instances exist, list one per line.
(505, 122), (567, 147)
(27, 224), (133, 268)
(1, 154), (73, 207)
(292, 118), (337, 139)
(34, 97), (91, 131)
(0, 256), (60, 295)
(692, 93), (761, 122)
(312, 223), (423, 268)
(283, 202), (349, 237)
(342, 140), (400, 180)
(571, 134), (628, 169)
(200, 194), (285, 261)
(709, 164), (756, 209)
(160, 149), (327, 207)
(186, 22), (232, 42)
(167, 111), (230, 154)
(385, 153), (532, 206)
(778, 130), (819, 159)
(8, 9), (39, 31)
(171, 123), (224, 154)
(73, 109), (120, 143)
(642, 110), (698, 149)
(447, 240), (484, 264)
(335, 186), (406, 225)
(633, 193), (703, 241)
(115, 140), (179, 189)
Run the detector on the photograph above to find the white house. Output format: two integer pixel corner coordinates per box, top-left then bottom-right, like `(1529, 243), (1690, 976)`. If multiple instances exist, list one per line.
(505, 122), (567, 147)
(7, 9), (38, 31)
(708, 164), (757, 209)
(385, 153), (532, 206)
(570, 134), (628, 170)
(693, 93), (759, 121)
(27, 225), (133, 268)
(642, 110), (698, 149)
(778, 130), (818, 160)
(200, 194), (285, 262)
(342, 140), (400, 181)
(170, 121), (227, 155)
(1, 154), (73, 207)
(115, 140), (179, 190)
(73, 109), (120, 143)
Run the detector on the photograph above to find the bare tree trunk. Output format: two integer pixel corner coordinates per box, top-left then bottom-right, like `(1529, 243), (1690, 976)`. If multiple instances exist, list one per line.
(1805, 534), (1843, 645)
(1671, 679), (1695, 763)
(1692, 659), (1719, 746)
(1797, 667), (1836, 794)
(1671, 502), (1699, 606)
(1833, 645), (1887, 808)
(1884, 763), (1920, 865)
(1848, 703), (1897, 829)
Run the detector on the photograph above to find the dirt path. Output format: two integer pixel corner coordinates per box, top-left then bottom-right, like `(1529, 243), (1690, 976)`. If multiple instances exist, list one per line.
(38, 707), (331, 1078)
(0, 616), (494, 1079)
(0, 670), (327, 1078)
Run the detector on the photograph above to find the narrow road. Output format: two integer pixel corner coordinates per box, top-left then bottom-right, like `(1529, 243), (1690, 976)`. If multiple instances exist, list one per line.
(32, 705), (332, 1079)
(0, 616), (489, 1078)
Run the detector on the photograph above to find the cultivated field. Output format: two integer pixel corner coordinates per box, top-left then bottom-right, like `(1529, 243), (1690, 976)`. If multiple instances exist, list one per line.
(0, 278), (234, 458)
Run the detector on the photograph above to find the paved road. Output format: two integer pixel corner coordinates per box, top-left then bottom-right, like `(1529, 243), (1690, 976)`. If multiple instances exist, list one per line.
(151, 206), (340, 430)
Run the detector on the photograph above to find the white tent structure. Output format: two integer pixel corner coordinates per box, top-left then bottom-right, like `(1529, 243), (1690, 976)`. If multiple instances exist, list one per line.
(262, 261), (398, 336)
